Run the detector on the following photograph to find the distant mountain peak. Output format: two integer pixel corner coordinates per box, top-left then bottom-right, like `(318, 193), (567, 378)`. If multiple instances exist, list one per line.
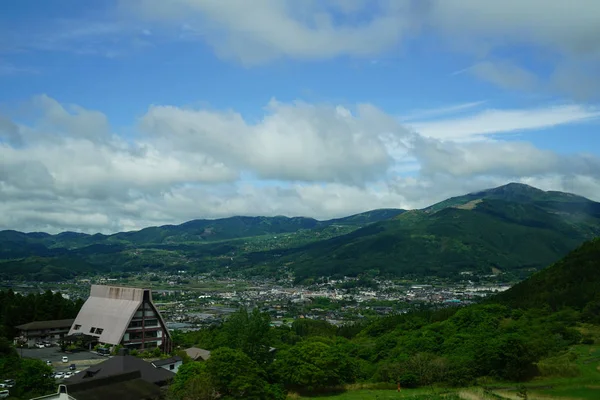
(469, 182), (544, 196)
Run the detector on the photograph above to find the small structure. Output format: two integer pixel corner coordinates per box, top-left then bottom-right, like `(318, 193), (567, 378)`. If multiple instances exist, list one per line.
(184, 347), (211, 361)
(15, 319), (75, 347)
(68, 285), (172, 353)
(151, 356), (182, 373)
(65, 349), (174, 387)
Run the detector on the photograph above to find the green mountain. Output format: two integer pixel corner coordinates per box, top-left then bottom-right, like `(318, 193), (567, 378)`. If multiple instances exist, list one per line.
(261, 183), (600, 281)
(494, 237), (600, 312)
(0, 209), (405, 281)
(1, 183), (599, 282)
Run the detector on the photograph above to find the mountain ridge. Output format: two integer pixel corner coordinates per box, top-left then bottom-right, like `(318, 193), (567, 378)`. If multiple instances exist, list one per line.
(1, 183), (599, 282)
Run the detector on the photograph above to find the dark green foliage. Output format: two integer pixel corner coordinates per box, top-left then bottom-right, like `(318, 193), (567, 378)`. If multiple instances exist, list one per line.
(0, 210), (404, 281)
(272, 340), (358, 391)
(494, 238), (600, 311)
(0, 289), (84, 338)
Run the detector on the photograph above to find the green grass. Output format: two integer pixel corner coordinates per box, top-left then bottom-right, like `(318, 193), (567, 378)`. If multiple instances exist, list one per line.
(295, 345), (600, 400)
(294, 388), (457, 399)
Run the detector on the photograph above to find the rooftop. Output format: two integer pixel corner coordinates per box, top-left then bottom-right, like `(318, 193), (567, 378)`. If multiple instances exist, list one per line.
(65, 354), (174, 386)
(16, 319), (75, 331)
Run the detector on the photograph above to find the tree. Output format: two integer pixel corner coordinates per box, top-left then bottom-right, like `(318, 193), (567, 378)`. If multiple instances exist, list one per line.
(205, 348), (279, 399)
(272, 341), (357, 391)
(14, 358), (55, 399)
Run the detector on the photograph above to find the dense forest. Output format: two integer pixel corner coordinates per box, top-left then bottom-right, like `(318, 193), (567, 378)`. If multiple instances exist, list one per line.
(0, 289), (84, 342)
(164, 238), (600, 399)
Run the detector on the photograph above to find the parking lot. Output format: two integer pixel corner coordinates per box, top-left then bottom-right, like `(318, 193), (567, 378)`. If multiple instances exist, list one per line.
(20, 347), (109, 373)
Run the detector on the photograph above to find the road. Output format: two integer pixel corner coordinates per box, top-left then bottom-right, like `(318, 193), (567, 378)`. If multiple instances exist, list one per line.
(20, 347), (109, 373)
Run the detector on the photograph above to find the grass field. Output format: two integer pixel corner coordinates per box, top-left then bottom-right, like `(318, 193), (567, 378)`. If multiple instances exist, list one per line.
(294, 344), (600, 400)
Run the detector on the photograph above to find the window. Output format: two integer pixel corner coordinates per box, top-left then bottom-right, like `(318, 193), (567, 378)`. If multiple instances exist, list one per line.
(74, 325), (81, 331)
(169, 364), (175, 370)
(89, 327), (96, 334)
(96, 328), (103, 335)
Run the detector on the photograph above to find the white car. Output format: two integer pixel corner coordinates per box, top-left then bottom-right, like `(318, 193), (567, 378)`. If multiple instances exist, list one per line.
(0, 389), (10, 398)
(54, 372), (65, 379)
(36, 343), (45, 349)
(62, 356), (69, 363)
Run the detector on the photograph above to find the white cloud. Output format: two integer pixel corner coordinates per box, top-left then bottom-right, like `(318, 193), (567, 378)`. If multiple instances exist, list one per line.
(410, 104), (600, 141)
(464, 61), (540, 92)
(113, 0), (600, 99)
(1, 95), (600, 233)
(140, 100), (407, 184)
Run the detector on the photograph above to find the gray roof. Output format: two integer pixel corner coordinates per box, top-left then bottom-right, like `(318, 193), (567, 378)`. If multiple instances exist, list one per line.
(65, 355), (175, 386)
(68, 285), (149, 345)
(151, 356), (182, 367)
(184, 347), (211, 361)
(15, 319), (75, 331)
(67, 371), (162, 400)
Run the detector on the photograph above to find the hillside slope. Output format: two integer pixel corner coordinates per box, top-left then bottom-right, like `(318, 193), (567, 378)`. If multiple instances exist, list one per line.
(0, 210), (405, 281)
(270, 184), (600, 281)
(494, 238), (600, 311)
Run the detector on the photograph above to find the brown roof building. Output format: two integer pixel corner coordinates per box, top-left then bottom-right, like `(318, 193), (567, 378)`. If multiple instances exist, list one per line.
(68, 285), (172, 353)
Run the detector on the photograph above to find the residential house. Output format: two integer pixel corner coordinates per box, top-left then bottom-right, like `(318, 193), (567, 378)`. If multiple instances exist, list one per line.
(151, 356), (182, 373)
(183, 347), (211, 361)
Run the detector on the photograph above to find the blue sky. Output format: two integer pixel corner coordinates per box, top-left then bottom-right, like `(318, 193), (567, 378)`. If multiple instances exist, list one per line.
(1, 0), (599, 233)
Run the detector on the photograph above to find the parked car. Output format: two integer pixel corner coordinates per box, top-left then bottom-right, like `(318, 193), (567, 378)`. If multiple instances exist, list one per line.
(1, 381), (14, 388)
(0, 389), (10, 398)
(54, 372), (65, 379)
(62, 356), (69, 363)
(46, 360), (52, 366)
(36, 343), (45, 349)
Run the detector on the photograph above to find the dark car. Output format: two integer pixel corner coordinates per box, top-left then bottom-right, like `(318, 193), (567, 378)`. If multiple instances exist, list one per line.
(69, 364), (76, 370)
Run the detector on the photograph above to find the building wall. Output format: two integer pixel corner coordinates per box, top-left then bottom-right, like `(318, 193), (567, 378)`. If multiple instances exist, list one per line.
(17, 326), (71, 347)
(120, 290), (172, 353)
(155, 360), (182, 374)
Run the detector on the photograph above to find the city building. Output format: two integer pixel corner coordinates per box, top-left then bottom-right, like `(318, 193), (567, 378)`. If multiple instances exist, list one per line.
(15, 319), (75, 347)
(68, 285), (172, 353)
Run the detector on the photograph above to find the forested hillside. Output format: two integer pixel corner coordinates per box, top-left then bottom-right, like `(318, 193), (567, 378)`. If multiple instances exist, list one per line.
(494, 237), (600, 313)
(1, 183), (599, 282)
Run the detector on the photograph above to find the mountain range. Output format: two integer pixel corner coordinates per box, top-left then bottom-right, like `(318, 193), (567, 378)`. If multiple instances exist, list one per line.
(1, 183), (599, 282)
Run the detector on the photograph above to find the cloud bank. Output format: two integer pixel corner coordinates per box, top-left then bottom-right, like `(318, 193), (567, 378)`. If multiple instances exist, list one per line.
(1, 95), (599, 233)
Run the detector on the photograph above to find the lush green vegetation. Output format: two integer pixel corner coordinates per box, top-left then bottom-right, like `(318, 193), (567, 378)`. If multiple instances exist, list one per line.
(0, 210), (403, 281)
(0, 289), (84, 339)
(0, 338), (55, 399)
(165, 238), (600, 399)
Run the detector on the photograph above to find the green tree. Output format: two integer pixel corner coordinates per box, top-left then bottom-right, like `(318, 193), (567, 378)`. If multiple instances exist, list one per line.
(14, 358), (55, 399)
(205, 348), (278, 399)
(272, 341), (357, 391)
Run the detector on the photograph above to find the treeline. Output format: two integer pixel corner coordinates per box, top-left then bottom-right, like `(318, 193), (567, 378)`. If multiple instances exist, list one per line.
(0, 289), (84, 339)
